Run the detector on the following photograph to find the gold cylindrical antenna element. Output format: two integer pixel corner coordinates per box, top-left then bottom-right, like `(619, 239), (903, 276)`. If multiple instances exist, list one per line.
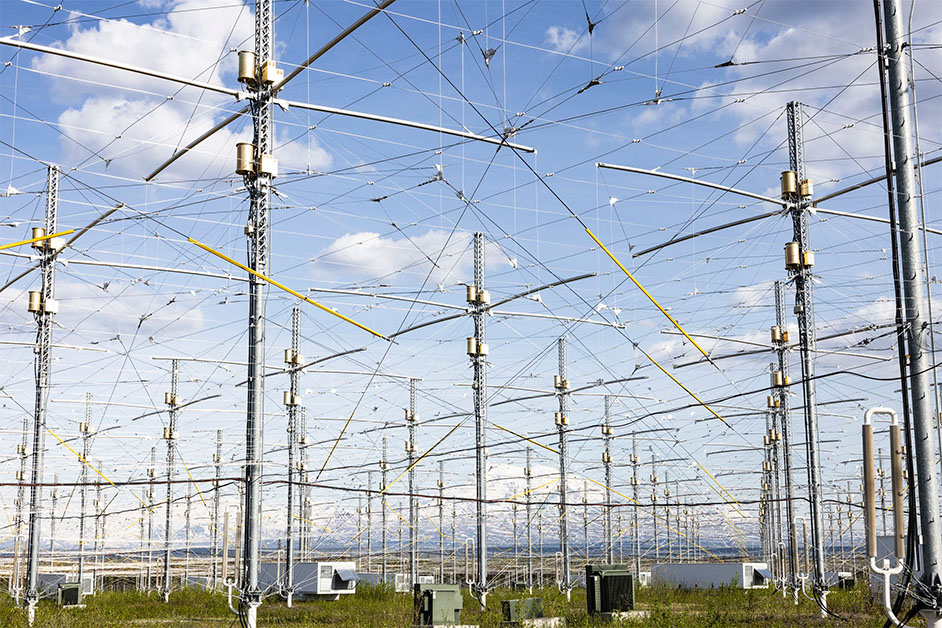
(27, 290), (41, 312)
(236, 142), (255, 176)
(862, 422), (877, 558)
(784, 242), (800, 269)
(780, 170), (798, 198)
(237, 50), (256, 84)
(889, 422), (905, 559)
(800, 178), (813, 198)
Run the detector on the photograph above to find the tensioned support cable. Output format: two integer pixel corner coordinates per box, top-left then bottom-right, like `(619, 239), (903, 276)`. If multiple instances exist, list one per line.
(188, 236), (388, 340)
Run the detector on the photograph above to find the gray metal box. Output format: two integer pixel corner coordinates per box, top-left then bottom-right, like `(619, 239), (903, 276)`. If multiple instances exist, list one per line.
(503, 597), (544, 621)
(586, 564), (634, 614)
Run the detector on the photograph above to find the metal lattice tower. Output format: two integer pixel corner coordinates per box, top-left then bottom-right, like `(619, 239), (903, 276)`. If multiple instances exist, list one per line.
(774, 280), (799, 588)
(299, 407), (309, 561)
(785, 101), (827, 607)
(78, 393), (92, 588)
(525, 447), (533, 591)
(284, 306), (301, 606)
(212, 429), (223, 588)
(469, 232), (489, 603)
(147, 447), (156, 590)
(650, 451), (659, 561)
(631, 436), (641, 577)
(367, 470), (374, 574)
(380, 436), (388, 583)
(555, 335), (571, 597)
(14, 413), (28, 601)
(184, 484), (192, 582)
(162, 359), (179, 602)
(602, 396), (614, 563)
(437, 462), (444, 582)
(407, 377), (418, 586)
(48, 474), (58, 554)
(240, 0), (275, 622)
(24, 164), (59, 625)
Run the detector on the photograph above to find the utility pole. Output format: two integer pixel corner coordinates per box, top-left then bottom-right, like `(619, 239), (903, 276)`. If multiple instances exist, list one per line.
(784, 100), (827, 611)
(380, 437), (388, 584)
(162, 359), (179, 603)
(554, 336), (572, 598)
(78, 394), (92, 589)
(283, 306), (302, 606)
(602, 396), (614, 563)
(631, 436), (640, 577)
(525, 447), (533, 591)
(237, 0), (278, 623)
(406, 378), (418, 587)
(772, 280), (799, 587)
(212, 429), (223, 588)
(467, 231), (490, 605)
(883, 0), (942, 614)
(24, 164), (59, 626)
(438, 463), (445, 582)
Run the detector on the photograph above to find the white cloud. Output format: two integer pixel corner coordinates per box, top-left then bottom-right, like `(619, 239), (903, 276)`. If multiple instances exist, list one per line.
(311, 230), (507, 287)
(544, 25), (588, 54)
(33, 0), (331, 178)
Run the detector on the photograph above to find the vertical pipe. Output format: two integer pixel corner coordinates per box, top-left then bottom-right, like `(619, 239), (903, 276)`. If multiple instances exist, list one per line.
(24, 165), (59, 625)
(222, 511), (230, 584)
(883, 0), (942, 604)
(863, 421), (877, 558)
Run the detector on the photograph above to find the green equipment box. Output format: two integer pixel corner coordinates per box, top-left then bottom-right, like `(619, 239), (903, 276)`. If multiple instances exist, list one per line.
(502, 597), (544, 621)
(414, 583), (463, 626)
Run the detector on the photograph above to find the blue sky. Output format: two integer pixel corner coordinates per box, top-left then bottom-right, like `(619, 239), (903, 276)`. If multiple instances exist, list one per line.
(0, 0), (940, 563)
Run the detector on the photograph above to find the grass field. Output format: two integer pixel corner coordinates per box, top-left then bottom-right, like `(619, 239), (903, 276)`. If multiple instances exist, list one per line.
(0, 582), (917, 627)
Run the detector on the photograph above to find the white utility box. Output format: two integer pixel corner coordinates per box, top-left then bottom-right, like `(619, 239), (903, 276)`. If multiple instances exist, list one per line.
(652, 562), (770, 589)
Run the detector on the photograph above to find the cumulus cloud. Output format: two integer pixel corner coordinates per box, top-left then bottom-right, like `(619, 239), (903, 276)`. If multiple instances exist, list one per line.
(311, 230), (508, 288)
(33, 0), (331, 178)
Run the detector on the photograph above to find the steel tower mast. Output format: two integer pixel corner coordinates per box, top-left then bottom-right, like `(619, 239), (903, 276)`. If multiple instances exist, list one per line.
(283, 306), (301, 606)
(784, 101), (827, 612)
(554, 336), (572, 598)
(468, 232), (489, 604)
(162, 359), (180, 602)
(602, 396), (614, 563)
(24, 165), (59, 626)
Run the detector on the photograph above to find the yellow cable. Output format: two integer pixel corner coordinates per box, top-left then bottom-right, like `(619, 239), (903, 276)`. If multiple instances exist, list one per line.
(491, 421), (558, 454)
(503, 478), (559, 503)
(46, 426), (155, 513)
(316, 410), (356, 482)
(189, 236), (388, 340)
(378, 421), (462, 496)
(585, 227), (711, 360)
(291, 512), (333, 533)
(0, 229), (75, 251)
(178, 454), (218, 534)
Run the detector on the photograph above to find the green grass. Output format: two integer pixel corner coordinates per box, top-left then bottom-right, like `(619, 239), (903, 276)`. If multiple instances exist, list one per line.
(0, 582), (917, 627)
